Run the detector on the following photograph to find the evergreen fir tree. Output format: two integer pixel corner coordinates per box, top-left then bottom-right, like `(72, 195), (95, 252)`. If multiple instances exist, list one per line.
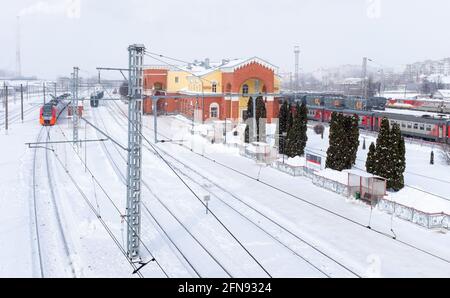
(287, 103), (294, 132)
(255, 97), (267, 142)
(374, 118), (392, 181)
(245, 97), (254, 120)
(373, 119), (406, 191)
(278, 101), (289, 154)
(285, 102), (308, 158)
(326, 113), (360, 171)
(244, 97), (253, 143)
(348, 114), (360, 167)
(326, 112), (340, 170)
(366, 142), (377, 174)
(299, 102), (308, 154)
(390, 124), (405, 191)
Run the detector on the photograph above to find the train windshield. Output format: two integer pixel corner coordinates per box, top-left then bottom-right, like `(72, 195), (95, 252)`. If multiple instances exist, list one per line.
(43, 104), (53, 116)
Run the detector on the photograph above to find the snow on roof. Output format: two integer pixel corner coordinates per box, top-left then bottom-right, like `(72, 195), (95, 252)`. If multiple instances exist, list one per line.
(343, 169), (384, 179)
(145, 57), (279, 77)
(315, 168), (348, 185)
(387, 187), (450, 215)
(285, 156), (306, 167)
(383, 92), (421, 100)
(379, 108), (450, 119)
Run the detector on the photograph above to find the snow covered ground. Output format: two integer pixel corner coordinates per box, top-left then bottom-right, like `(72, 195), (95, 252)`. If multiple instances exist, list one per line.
(1, 95), (449, 278)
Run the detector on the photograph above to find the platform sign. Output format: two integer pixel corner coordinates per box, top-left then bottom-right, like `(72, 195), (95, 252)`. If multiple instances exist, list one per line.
(306, 153), (322, 170)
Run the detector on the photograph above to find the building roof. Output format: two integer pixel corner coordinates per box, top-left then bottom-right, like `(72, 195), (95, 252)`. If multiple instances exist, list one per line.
(145, 57), (279, 77)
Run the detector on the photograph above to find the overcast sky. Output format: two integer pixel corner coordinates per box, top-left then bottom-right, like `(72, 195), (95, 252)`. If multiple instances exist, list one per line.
(0, 0), (449, 79)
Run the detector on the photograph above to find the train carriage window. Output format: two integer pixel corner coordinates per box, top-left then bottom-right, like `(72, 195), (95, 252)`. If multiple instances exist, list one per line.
(414, 123), (419, 130)
(426, 125), (432, 131)
(401, 122), (406, 128)
(420, 124), (425, 131)
(407, 123), (412, 129)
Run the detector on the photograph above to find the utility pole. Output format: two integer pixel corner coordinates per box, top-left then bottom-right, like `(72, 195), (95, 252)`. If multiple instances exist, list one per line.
(72, 67), (80, 146)
(126, 44), (145, 261)
(362, 57), (368, 98)
(21, 84), (24, 122)
(379, 69), (385, 97)
(289, 72), (293, 91)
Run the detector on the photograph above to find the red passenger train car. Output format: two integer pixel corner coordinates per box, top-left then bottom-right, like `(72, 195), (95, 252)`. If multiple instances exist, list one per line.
(39, 96), (70, 126)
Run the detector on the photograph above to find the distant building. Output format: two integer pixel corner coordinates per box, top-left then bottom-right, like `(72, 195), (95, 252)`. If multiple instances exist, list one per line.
(143, 57), (281, 123)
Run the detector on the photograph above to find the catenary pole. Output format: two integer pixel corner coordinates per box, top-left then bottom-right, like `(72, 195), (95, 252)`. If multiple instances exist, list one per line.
(126, 44), (145, 260)
(72, 67), (80, 146)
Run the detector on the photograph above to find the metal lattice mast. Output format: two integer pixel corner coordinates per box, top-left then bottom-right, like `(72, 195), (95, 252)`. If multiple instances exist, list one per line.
(126, 44), (145, 260)
(294, 46), (300, 92)
(72, 67), (79, 145)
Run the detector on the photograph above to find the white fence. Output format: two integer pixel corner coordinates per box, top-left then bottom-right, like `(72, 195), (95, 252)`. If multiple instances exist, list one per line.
(271, 161), (449, 230)
(272, 161), (349, 196)
(378, 199), (450, 230)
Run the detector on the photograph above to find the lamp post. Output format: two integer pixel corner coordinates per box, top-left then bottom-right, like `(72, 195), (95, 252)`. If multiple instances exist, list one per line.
(368, 58), (385, 97)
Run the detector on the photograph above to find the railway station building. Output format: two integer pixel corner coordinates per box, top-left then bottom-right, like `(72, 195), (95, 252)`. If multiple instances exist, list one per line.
(142, 57), (282, 123)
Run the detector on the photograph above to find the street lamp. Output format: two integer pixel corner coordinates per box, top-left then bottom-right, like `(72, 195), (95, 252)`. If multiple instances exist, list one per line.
(368, 58), (385, 97)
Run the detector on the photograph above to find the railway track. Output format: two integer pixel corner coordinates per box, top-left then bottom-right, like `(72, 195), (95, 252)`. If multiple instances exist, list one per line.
(93, 106), (230, 278)
(107, 102), (354, 277)
(104, 103), (283, 277)
(0, 104), (40, 127)
(31, 126), (77, 277)
(31, 127), (45, 278)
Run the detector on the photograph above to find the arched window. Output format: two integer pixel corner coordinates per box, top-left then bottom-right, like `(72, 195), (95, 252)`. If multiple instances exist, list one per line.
(210, 103), (219, 118)
(212, 83), (217, 93)
(242, 84), (249, 95)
